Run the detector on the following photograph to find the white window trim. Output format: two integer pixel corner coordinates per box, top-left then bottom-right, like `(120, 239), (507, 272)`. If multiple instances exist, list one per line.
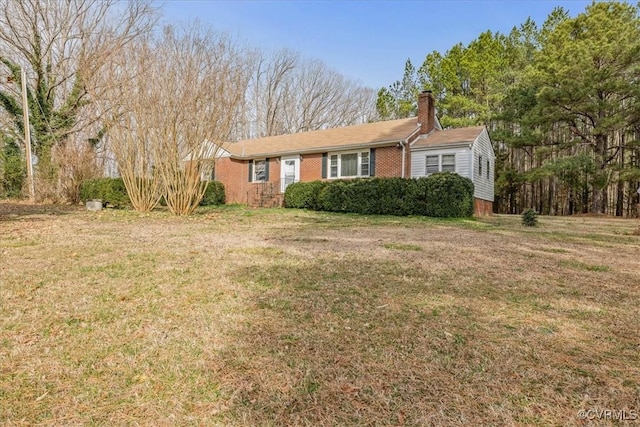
(441, 154), (455, 173)
(425, 155), (439, 175)
(328, 149), (371, 179)
(253, 159), (267, 182)
(425, 153), (456, 175)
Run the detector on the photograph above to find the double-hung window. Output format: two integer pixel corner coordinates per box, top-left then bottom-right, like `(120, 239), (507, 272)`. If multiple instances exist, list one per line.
(425, 155), (439, 174)
(360, 151), (370, 176)
(442, 155), (456, 172)
(425, 154), (456, 175)
(253, 159), (267, 182)
(328, 150), (370, 178)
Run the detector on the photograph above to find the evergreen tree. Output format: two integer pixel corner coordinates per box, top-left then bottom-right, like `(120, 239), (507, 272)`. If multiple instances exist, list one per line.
(534, 1), (640, 212)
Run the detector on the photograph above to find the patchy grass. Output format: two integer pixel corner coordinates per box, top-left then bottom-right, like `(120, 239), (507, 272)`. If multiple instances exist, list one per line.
(382, 242), (423, 251)
(558, 260), (612, 272)
(1, 203), (639, 426)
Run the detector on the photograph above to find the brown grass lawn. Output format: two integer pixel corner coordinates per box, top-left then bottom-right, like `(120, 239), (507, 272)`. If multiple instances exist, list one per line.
(1, 203), (639, 426)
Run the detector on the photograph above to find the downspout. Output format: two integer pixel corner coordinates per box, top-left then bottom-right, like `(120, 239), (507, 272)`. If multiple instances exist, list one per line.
(400, 125), (422, 178)
(399, 140), (406, 178)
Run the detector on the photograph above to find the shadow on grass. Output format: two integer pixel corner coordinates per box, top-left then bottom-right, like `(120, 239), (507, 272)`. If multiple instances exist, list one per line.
(214, 237), (640, 425)
(219, 257), (438, 425)
(0, 202), (80, 222)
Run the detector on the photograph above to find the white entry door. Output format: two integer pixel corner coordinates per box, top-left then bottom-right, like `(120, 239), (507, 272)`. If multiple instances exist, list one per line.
(281, 157), (300, 192)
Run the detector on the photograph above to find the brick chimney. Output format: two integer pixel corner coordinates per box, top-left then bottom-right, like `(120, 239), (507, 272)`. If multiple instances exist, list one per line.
(417, 90), (435, 134)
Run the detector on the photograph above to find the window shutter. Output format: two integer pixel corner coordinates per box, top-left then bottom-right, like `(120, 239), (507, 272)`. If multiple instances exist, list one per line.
(322, 153), (327, 179)
(265, 158), (270, 181)
(248, 161), (253, 182)
(370, 148), (376, 177)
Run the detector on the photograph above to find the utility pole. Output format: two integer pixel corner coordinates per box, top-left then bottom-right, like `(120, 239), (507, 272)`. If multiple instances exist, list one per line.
(21, 66), (35, 201)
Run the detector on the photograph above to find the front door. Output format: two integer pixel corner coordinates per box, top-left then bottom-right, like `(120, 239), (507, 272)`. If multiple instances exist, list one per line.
(281, 157), (300, 192)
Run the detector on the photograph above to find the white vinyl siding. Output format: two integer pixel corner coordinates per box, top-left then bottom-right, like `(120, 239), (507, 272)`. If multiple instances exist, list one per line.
(410, 128), (495, 203)
(412, 148), (469, 179)
(328, 150), (370, 179)
(470, 129), (495, 202)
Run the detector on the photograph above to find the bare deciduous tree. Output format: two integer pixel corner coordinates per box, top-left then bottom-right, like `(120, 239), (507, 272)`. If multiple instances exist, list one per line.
(101, 25), (251, 215)
(238, 48), (378, 140)
(0, 0), (156, 200)
(285, 59), (378, 133)
(55, 133), (100, 204)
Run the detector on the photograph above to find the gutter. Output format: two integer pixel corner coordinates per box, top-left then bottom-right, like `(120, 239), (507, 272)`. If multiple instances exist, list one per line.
(226, 134), (421, 160)
(411, 141), (474, 151)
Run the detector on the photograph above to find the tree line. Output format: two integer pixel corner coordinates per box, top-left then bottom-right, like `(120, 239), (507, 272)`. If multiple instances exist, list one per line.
(0, 0), (377, 213)
(378, 1), (640, 216)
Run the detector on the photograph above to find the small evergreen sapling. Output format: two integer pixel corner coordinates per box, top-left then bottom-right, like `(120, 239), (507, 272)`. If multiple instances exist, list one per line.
(521, 208), (538, 227)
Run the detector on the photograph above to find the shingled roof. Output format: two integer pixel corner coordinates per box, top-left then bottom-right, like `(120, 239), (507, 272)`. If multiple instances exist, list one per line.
(412, 126), (486, 149)
(219, 114), (486, 159)
(224, 117), (421, 158)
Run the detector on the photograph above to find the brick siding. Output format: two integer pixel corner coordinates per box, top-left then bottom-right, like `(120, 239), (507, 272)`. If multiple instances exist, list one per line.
(216, 157), (281, 206)
(474, 198), (493, 216)
(217, 145), (413, 205)
(374, 146), (407, 178)
(300, 153), (323, 182)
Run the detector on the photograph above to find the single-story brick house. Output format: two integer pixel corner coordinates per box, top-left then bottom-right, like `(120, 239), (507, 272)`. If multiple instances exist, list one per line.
(210, 91), (494, 215)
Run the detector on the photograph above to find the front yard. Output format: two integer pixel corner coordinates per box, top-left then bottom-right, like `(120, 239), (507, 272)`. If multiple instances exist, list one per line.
(1, 203), (639, 425)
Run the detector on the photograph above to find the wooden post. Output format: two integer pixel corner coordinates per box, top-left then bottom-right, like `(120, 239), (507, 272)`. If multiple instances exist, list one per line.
(21, 67), (35, 201)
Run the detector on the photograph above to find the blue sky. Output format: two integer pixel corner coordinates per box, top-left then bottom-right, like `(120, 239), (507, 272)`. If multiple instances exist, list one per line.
(160, 0), (595, 89)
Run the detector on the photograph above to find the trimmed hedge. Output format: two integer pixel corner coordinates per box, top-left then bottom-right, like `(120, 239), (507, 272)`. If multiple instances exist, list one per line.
(284, 180), (327, 210)
(200, 181), (226, 206)
(79, 178), (130, 207)
(284, 173), (474, 218)
(411, 173), (474, 218)
(317, 177), (413, 215)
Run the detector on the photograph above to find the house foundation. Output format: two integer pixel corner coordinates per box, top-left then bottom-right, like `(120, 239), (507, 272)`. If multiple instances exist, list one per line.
(474, 198), (493, 216)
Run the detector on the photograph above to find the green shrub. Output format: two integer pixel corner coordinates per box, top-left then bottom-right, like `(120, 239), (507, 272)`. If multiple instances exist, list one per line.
(79, 178), (130, 207)
(286, 174), (474, 218)
(340, 178), (410, 215)
(318, 180), (351, 212)
(377, 177), (415, 216)
(0, 139), (25, 198)
(284, 181), (327, 209)
(159, 181), (225, 207)
(413, 172), (474, 218)
(200, 181), (225, 206)
(521, 208), (538, 227)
